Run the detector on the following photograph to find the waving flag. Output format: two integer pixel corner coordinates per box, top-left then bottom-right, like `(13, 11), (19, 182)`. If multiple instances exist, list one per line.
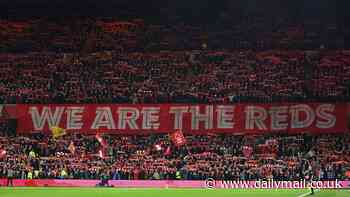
(50, 126), (66, 139)
(170, 129), (186, 147)
(95, 133), (107, 147)
(164, 146), (171, 156)
(98, 149), (105, 159)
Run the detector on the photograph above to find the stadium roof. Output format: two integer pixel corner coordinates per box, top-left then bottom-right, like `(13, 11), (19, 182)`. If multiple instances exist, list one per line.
(1, 0), (346, 26)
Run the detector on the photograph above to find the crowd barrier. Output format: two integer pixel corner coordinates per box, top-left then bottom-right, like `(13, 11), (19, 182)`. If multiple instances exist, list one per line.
(0, 179), (349, 189)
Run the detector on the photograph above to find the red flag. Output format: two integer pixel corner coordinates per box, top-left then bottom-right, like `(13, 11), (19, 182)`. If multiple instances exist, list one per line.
(164, 146), (171, 156)
(95, 133), (107, 147)
(170, 129), (186, 146)
(98, 149), (104, 159)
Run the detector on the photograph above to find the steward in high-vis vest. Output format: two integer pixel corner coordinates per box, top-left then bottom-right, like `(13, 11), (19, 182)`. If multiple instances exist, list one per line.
(176, 171), (181, 180)
(27, 171), (33, 179)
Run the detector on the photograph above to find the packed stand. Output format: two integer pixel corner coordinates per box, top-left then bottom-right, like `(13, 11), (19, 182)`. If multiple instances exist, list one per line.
(0, 125), (349, 181)
(1, 50), (350, 104)
(1, 18), (350, 104)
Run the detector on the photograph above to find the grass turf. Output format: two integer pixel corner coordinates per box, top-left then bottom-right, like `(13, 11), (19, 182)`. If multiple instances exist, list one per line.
(0, 187), (348, 197)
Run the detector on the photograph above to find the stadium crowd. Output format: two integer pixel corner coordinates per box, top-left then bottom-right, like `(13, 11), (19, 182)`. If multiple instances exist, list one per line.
(0, 123), (349, 181)
(1, 50), (350, 104)
(1, 19), (350, 104)
(1, 18), (350, 183)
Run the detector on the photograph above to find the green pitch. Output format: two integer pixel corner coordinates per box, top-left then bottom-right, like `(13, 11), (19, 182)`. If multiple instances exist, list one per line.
(0, 187), (349, 197)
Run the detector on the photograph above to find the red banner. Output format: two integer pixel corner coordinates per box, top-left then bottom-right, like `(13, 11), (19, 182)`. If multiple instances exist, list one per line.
(16, 103), (348, 134)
